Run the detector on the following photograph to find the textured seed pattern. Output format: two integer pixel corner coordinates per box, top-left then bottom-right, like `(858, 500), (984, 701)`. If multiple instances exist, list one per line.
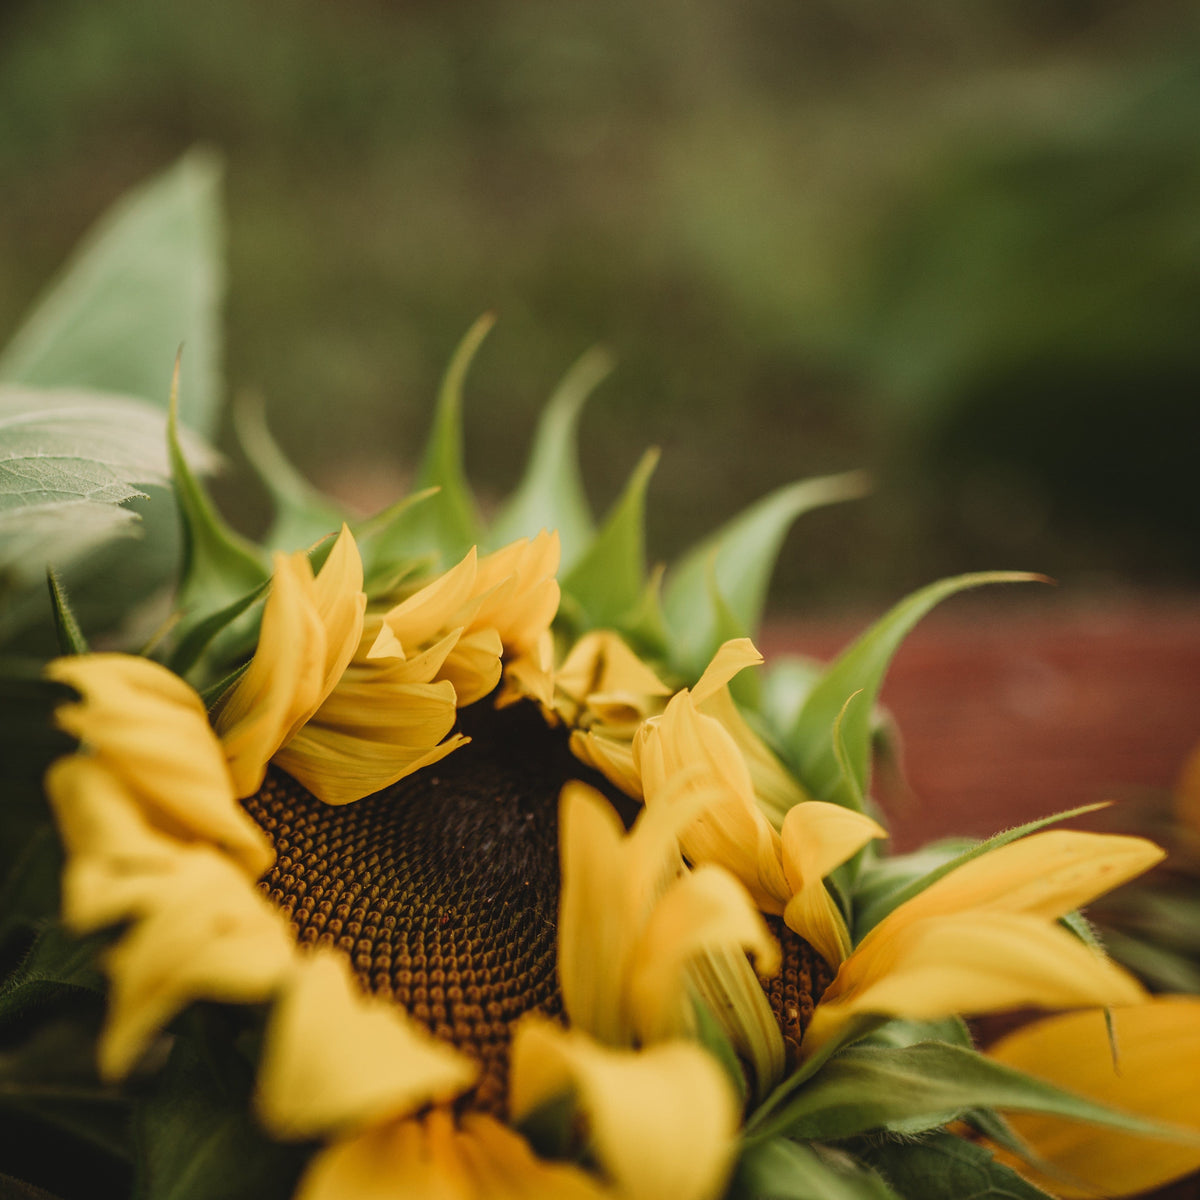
(762, 916), (831, 1071)
(241, 700), (636, 1115)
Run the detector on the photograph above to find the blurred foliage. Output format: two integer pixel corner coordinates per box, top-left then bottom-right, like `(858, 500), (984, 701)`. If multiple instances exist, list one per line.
(1, 0), (1198, 609)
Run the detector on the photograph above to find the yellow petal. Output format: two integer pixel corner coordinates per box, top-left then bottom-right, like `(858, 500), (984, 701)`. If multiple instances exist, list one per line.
(804, 912), (1146, 1056)
(569, 730), (644, 800)
(987, 998), (1200, 1198)
(46, 654), (272, 877)
(879, 830), (1165, 934)
(215, 552), (329, 797)
(555, 631), (671, 721)
(256, 950), (476, 1139)
(632, 865), (779, 1043)
(637, 692), (790, 913)
(471, 531), (561, 655)
(44, 757), (188, 933)
(296, 1110), (605, 1200)
(376, 548), (480, 652)
(780, 802), (887, 966)
(510, 1018), (738, 1200)
(690, 638), (763, 706)
(439, 626), (504, 706)
(308, 525), (368, 701)
(100, 849), (294, 1079)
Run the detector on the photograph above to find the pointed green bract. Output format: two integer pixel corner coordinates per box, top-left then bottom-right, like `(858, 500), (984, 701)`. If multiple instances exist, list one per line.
(853, 802), (1106, 939)
(749, 1040), (1198, 1145)
(395, 314), (491, 564)
(490, 346), (608, 568)
(0, 152), (224, 437)
(233, 395), (347, 553)
(168, 368), (267, 626)
(47, 568), (89, 656)
(785, 571), (1042, 811)
(664, 471), (870, 678)
(561, 446), (659, 631)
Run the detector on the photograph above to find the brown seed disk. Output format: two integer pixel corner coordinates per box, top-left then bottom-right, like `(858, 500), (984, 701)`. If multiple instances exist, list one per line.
(761, 916), (832, 1071)
(242, 698), (635, 1116)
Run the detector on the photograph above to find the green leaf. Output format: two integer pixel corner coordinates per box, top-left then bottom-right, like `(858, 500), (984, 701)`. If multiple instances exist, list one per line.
(168, 368), (268, 629)
(749, 1040), (1200, 1145)
(0, 826), (62, 949)
(853, 802), (1107, 939)
(132, 1026), (306, 1200)
(761, 656), (824, 735)
(0, 152), (224, 436)
(0, 924), (106, 1031)
(664, 472), (869, 678)
(394, 315), (492, 564)
(490, 346), (608, 568)
(785, 573), (1043, 812)
(167, 579), (268, 681)
(561, 447), (659, 631)
(851, 1130), (1057, 1200)
(0, 387), (216, 598)
(46, 569), (89, 656)
(731, 1138), (900, 1200)
(233, 395), (347, 553)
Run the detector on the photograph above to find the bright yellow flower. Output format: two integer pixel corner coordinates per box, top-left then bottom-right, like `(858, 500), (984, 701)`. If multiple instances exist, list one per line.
(987, 997), (1200, 1198)
(803, 829), (1164, 1054)
(45, 652), (272, 878)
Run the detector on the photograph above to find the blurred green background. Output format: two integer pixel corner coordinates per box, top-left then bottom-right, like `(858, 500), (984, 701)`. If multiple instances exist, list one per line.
(2, 0), (1198, 612)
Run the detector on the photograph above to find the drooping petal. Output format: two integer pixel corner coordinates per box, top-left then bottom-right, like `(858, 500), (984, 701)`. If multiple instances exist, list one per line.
(471, 531), (561, 656)
(878, 830), (1165, 932)
(46, 653), (272, 877)
(99, 849), (294, 1079)
(804, 911), (1146, 1055)
(780, 802), (887, 966)
(988, 998), (1200, 1198)
(510, 1018), (739, 1200)
(256, 950), (476, 1140)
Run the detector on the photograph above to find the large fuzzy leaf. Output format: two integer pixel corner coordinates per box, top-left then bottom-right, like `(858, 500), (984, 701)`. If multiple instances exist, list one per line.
(490, 346), (608, 568)
(748, 1040), (1193, 1145)
(0, 152), (223, 437)
(664, 471), (869, 677)
(0, 387), (216, 628)
(784, 572), (1040, 811)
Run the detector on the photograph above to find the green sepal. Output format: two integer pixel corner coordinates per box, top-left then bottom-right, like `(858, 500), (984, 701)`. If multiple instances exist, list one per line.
(351, 488), (441, 597)
(168, 364), (268, 627)
(853, 802), (1107, 939)
(784, 572), (1044, 812)
(167, 579), (268, 682)
(664, 471), (869, 679)
(0, 152), (224, 437)
(560, 447), (659, 632)
(729, 1138), (900, 1200)
(393, 315), (492, 564)
(131, 1016), (307, 1200)
(851, 1130), (1058, 1200)
(46, 569), (89, 656)
(1101, 925), (1200, 993)
(619, 565), (672, 664)
(746, 1039), (1200, 1146)
(761, 655), (824, 735)
(0, 826), (63, 951)
(490, 346), (609, 568)
(233, 395), (348, 554)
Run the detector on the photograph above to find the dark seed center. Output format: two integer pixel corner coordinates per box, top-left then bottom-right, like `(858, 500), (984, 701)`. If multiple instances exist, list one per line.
(241, 698), (634, 1114)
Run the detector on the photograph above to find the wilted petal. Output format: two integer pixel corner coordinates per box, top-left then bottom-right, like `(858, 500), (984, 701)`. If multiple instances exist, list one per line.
(256, 950), (476, 1140)
(510, 1018), (738, 1200)
(988, 998), (1200, 1198)
(100, 849), (294, 1079)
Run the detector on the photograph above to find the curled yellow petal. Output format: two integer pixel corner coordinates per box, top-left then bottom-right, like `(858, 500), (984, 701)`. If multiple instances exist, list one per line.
(256, 950), (476, 1140)
(988, 998), (1200, 1198)
(216, 527), (366, 798)
(510, 1018), (739, 1200)
(805, 911), (1146, 1056)
(99, 849), (294, 1079)
(46, 653), (272, 878)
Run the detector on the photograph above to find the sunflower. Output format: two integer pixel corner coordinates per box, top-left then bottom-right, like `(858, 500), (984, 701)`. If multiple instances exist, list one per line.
(9, 324), (1200, 1200)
